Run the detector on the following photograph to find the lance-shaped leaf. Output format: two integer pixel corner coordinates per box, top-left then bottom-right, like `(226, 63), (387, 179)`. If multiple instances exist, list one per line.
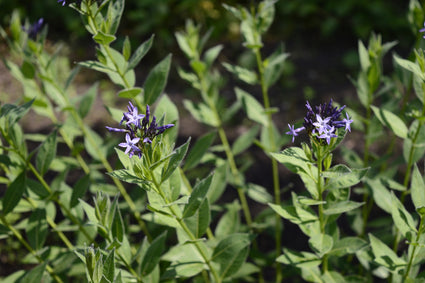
(26, 208), (47, 251)
(308, 233), (333, 258)
(103, 249), (115, 283)
(144, 54), (172, 105)
(235, 88), (268, 127)
(3, 171), (26, 215)
(212, 233), (253, 279)
(107, 169), (149, 189)
(127, 35), (154, 71)
(19, 263), (46, 283)
(369, 233), (407, 273)
(0, 98), (34, 127)
(371, 105), (408, 139)
(161, 138), (190, 183)
(411, 164), (425, 215)
(184, 199), (211, 238)
(391, 192), (417, 241)
(324, 167), (369, 191)
(182, 174), (212, 219)
(140, 231), (167, 276)
(223, 63), (258, 85)
(78, 83), (97, 118)
(36, 129), (57, 176)
(271, 147), (312, 175)
(70, 174), (91, 208)
(184, 131), (216, 171)
(394, 54), (425, 80)
(276, 248), (321, 268)
(323, 201), (364, 215)
(107, 0), (124, 35)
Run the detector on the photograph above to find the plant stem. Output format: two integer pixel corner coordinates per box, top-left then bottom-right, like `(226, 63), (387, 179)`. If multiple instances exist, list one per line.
(402, 215), (425, 282)
(253, 46), (282, 283)
(150, 171), (221, 283)
(0, 215), (64, 283)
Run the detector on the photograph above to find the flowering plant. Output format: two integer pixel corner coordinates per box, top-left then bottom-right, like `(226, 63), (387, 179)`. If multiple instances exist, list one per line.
(1, 0), (425, 283)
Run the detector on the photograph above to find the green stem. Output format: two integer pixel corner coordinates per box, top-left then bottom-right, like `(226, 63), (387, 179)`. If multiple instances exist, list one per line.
(253, 46), (282, 282)
(149, 171), (221, 283)
(402, 215), (425, 282)
(316, 149), (328, 273)
(0, 215), (64, 283)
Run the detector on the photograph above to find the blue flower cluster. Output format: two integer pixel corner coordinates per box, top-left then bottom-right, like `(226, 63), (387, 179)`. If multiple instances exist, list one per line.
(23, 18), (44, 39)
(286, 100), (353, 144)
(106, 102), (174, 158)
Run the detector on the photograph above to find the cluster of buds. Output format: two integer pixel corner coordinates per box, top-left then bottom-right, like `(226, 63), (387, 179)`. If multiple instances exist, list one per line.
(106, 102), (174, 158)
(286, 100), (353, 145)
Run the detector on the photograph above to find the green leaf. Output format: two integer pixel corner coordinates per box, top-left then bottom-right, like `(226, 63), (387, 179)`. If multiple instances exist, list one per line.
(26, 208), (47, 251)
(394, 54), (425, 80)
(107, 0), (124, 35)
(276, 248), (320, 268)
(184, 131), (216, 170)
(127, 35), (154, 71)
(112, 203), (125, 242)
(103, 249), (115, 282)
(328, 237), (368, 257)
(122, 36), (131, 61)
(0, 98), (34, 127)
(369, 233), (406, 273)
(358, 40), (370, 72)
(140, 231), (167, 276)
(183, 100), (219, 127)
(107, 169), (149, 189)
(223, 63), (258, 85)
(215, 201), (240, 237)
(183, 174), (212, 218)
(27, 179), (50, 199)
(84, 126), (107, 160)
(235, 88), (268, 127)
(184, 199), (211, 238)
(78, 60), (114, 74)
(371, 105), (408, 139)
(391, 192), (417, 241)
(117, 87), (143, 99)
(324, 167), (369, 191)
(144, 54), (172, 105)
(3, 171), (26, 216)
(204, 44), (223, 68)
(403, 120), (425, 164)
(231, 125), (259, 155)
(212, 233), (252, 279)
(323, 201), (364, 215)
(308, 233), (333, 257)
(161, 138), (190, 183)
(35, 130), (57, 176)
(411, 164), (425, 214)
(366, 178), (393, 214)
(78, 83), (98, 118)
(207, 163), (228, 204)
(264, 51), (289, 88)
(93, 31), (116, 45)
(70, 174), (91, 208)
(246, 183), (273, 204)
(271, 147), (312, 175)
(19, 263), (46, 283)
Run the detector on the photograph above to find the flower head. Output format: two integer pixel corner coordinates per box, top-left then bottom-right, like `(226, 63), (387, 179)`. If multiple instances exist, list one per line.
(286, 100), (351, 145)
(106, 101), (175, 158)
(23, 18), (44, 39)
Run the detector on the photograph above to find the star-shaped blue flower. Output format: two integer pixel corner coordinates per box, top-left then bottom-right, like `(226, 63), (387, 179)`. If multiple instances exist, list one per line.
(312, 114), (331, 134)
(119, 133), (141, 158)
(342, 113), (353, 132)
(318, 127), (337, 145)
(286, 124), (305, 142)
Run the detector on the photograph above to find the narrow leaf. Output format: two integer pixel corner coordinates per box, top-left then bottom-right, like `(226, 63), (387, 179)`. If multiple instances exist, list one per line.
(144, 54), (172, 105)
(183, 131), (216, 170)
(127, 35), (154, 71)
(140, 231), (167, 276)
(183, 174), (213, 218)
(411, 164), (425, 214)
(3, 171), (26, 215)
(161, 138), (190, 183)
(371, 105), (408, 139)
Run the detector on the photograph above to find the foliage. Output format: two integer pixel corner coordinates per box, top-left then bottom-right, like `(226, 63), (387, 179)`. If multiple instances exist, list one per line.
(1, 0), (425, 282)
